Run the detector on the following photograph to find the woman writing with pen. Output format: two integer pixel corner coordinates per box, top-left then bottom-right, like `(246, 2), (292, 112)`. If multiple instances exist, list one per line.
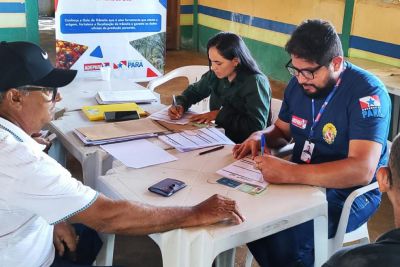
(168, 32), (271, 143)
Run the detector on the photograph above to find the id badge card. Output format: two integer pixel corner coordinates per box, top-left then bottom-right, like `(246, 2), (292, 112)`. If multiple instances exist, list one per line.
(301, 140), (314, 163)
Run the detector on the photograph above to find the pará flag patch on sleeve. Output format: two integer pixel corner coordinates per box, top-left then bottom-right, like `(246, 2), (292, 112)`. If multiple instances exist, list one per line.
(359, 95), (382, 118)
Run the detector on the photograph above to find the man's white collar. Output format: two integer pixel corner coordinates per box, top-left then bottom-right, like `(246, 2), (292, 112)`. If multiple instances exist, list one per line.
(0, 117), (46, 151)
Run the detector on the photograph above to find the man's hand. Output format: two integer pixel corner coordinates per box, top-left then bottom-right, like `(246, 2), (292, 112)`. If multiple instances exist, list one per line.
(53, 222), (78, 258)
(189, 110), (219, 124)
(254, 155), (296, 184)
(233, 132), (264, 159)
(31, 132), (53, 153)
(168, 105), (184, 120)
(31, 132), (51, 146)
(193, 194), (245, 226)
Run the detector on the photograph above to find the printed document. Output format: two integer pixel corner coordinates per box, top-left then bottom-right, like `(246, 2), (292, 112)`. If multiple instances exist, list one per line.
(149, 106), (198, 125)
(159, 127), (234, 152)
(217, 157), (268, 188)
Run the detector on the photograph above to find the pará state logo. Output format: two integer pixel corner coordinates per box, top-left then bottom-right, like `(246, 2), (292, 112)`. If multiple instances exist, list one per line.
(359, 95), (382, 118)
(322, 123), (337, 144)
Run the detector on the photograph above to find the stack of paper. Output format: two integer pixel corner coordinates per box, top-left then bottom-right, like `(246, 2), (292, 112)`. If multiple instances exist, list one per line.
(74, 130), (157, 146)
(96, 90), (157, 104)
(217, 157), (268, 188)
(74, 118), (166, 146)
(158, 127), (234, 152)
(148, 106), (198, 125)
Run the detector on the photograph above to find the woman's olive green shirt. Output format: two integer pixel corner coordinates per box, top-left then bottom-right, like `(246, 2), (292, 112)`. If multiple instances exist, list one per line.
(175, 70), (271, 143)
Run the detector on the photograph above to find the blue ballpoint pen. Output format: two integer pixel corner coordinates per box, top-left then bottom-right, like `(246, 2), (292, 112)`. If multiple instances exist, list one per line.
(261, 134), (266, 156)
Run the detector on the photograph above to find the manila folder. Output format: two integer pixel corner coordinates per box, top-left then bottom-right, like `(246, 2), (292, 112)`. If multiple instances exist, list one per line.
(76, 118), (167, 141)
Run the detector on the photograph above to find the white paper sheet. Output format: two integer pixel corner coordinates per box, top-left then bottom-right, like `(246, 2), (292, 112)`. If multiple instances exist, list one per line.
(100, 139), (177, 168)
(159, 127), (234, 152)
(217, 157), (268, 188)
(148, 106), (198, 125)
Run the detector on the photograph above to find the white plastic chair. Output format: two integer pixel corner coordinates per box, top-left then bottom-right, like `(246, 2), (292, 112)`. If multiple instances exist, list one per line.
(327, 182), (378, 255)
(244, 129), (387, 267)
(244, 181), (379, 267)
(330, 140), (395, 252)
(147, 65), (210, 113)
(270, 98), (282, 123)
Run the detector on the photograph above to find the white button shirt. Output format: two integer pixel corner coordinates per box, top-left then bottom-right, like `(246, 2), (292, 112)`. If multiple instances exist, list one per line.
(0, 117), (98, 267)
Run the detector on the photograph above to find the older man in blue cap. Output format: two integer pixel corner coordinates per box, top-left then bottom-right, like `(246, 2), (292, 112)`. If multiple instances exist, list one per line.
(0, 41), (244, 267)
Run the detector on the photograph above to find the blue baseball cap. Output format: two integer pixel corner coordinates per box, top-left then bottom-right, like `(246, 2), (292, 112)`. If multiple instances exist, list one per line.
(0, 41), (77, 92)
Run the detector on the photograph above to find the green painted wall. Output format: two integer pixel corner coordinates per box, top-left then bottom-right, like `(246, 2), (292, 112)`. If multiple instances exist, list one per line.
(179, 1), (400, 82)
(198, 25), (291, 82)
(180, 25), (194, 50)
(25, 0), (39, 43)
(0, 0), (39, 43)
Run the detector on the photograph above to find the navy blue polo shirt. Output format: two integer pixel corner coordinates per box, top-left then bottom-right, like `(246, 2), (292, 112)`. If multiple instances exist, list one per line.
(279, 62), (391, 197)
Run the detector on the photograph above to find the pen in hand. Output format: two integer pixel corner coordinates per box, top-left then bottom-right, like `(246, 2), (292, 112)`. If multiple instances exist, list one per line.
(172, 94), (177, 107)
(170, 95), (182, 119)
(260, 134), (266, 156)
(199, 145), (224, 155)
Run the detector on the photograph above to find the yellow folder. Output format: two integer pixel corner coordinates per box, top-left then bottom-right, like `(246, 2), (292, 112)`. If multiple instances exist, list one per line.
(82, 103), (146, 121)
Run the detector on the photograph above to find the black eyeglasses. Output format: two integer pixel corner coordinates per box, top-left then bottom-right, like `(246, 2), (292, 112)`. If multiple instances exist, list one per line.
(17, 85), (59, 102)
(285, 60), (324, 80)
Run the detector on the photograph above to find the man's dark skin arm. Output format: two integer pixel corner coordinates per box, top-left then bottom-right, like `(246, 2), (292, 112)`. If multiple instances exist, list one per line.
(69, 194), (244, 235)
(233, 119), (381, 188)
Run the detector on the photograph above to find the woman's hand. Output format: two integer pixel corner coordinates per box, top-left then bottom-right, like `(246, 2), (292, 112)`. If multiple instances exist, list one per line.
(189, 110), (219, 124)
(168, 105), (184, 120)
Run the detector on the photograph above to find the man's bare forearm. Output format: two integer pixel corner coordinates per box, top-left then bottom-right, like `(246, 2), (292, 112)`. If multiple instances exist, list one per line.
(293, 157), (376, 188)
(70, 196), (198, 235)
(70, 194), (243, 235)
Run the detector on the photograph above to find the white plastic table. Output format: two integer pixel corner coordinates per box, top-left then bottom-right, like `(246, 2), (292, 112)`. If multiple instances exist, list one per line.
(96, 146), (329, 267)
(48, 77), (165, 187)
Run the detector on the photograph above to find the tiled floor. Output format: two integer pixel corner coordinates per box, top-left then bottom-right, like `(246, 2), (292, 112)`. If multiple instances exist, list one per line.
(39, 17), (394, 267)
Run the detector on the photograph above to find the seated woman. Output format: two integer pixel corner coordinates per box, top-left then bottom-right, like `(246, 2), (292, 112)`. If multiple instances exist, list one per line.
(168, 32), (271, 143)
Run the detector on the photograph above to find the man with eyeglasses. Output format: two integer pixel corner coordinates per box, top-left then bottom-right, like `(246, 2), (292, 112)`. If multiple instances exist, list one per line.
(323, 134), (400, 267)
(0, 41), (244, 267)
(233, 19), (391, 266)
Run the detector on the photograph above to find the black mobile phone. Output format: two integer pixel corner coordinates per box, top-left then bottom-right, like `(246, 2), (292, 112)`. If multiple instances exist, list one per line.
(104, 110), (140, 122)
(148, 178), (186, 197)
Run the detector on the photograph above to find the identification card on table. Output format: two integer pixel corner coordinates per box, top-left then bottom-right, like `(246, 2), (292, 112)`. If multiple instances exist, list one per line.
(216, 177), (265, 195)
(217, 177), (242, 188)
(237, 184), (266, 195)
